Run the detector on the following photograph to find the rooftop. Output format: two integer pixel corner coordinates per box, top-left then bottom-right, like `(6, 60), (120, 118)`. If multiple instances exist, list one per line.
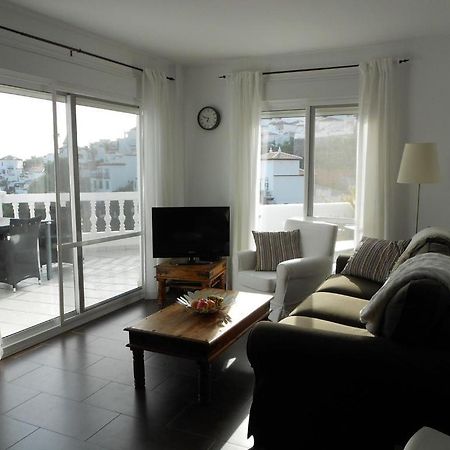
(262, 150), (303, 161)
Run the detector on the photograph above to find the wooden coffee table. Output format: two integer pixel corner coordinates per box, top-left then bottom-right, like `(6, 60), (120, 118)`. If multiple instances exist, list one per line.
(124, 289), (272, 403)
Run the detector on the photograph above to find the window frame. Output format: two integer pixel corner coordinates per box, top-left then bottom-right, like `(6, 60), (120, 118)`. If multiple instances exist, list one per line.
(0, 82), (144, 356)
(260, 101), (358, 228)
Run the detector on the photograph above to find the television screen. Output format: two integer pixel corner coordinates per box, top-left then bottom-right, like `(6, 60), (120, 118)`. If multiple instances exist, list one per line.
(152, 206), (230, 262)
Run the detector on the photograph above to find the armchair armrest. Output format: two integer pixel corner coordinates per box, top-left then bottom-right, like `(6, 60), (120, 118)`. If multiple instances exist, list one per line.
(277, 255), (333, 280)
(270, 256), (334, 320)
(237, 249), (256, 271)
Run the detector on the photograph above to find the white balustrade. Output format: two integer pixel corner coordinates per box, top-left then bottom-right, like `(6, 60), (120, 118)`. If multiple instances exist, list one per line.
(89, 200), (97, 232)
(118, 200), (125, 232)
(0, 191), (140, 237)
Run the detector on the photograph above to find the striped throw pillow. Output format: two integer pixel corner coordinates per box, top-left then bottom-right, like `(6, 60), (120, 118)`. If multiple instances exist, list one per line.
(341, 236), (410, 283)
(253, 230), (302, 271)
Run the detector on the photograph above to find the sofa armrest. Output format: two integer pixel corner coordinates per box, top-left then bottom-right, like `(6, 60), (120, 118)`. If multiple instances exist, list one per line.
(335, 253), (351, 273)
(404, 427), (450, 450)
(236, 249), (256, 271)
(247, 321), (450, 448)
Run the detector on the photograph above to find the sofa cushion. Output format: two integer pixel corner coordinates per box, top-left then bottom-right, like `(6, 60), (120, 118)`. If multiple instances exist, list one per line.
(280, 315), (373, 337)
(237, 269), (277, 292)
(290, 292), (368, 328)
(317, 274), (382, 299)
(252, 230), (301, 271)
(341, 236), (410, 283)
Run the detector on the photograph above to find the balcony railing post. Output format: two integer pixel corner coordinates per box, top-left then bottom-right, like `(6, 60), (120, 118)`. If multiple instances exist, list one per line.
(29, 202), (36, 218)
(44, 201), (51, 221)
(133, 200), (140, 231)
(90, 200), (97, 232)
(12, 202), (19, 218)
(119, 200), (125, 232)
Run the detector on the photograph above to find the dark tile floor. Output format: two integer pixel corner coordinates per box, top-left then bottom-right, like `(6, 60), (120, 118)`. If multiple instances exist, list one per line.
(0, 298), (256, 450)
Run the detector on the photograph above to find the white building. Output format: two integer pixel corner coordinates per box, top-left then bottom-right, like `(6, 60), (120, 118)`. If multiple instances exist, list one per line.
(261, 149), (304, 204)
(92, 156), (137, 192)
(0, 156), (24, 190)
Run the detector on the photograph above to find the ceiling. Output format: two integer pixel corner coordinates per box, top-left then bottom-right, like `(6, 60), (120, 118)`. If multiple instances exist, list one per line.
(6, 0), (450, 64)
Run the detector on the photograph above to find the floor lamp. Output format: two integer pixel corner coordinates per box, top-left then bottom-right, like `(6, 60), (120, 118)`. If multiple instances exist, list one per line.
(397, 142), (440, 233)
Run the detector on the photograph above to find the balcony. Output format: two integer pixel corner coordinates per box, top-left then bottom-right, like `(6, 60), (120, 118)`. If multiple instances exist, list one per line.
(0, 191), (140, 235)
(0, 191), (142, 338)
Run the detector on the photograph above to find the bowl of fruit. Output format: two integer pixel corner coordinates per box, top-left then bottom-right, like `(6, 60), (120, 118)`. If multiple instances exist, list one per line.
(177, 294), (224, 314)
(191, 295), (224, 314)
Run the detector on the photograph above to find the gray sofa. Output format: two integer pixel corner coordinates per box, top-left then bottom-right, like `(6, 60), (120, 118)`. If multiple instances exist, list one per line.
(247, 234), (450, 450)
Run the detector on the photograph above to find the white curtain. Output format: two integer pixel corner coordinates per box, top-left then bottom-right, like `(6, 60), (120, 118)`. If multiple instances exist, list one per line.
(229, 71), (262, 253)
(142, 69), (184, 298)
(356, 58), (400, 241)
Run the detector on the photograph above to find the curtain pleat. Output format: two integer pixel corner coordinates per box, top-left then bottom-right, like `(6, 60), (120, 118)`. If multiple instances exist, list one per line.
(142, 69), (184, 298)
(356, 58), (400, 240)
(229, 71), (262, 286)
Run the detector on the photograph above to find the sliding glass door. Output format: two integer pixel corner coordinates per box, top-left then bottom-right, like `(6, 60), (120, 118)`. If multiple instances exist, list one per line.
(70, 97), (142, 310)
(0, 87), (61, 336)
(0, 85), (143, 346)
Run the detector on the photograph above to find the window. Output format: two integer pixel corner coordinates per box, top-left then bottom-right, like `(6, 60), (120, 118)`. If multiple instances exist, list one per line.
(259, 105), (358, 251)
(0, 85), (143, 347)
(260, 111), (306, 205)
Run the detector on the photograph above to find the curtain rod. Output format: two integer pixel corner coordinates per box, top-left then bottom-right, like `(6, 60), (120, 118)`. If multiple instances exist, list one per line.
(219, 59), (409, 78)
(0, 24), (175, 80)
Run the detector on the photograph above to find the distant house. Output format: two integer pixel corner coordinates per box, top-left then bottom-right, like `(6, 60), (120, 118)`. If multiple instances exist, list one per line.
(260, 148), (304, 204)
(91, 155), (137, 192)
(0, 156), (23, 191)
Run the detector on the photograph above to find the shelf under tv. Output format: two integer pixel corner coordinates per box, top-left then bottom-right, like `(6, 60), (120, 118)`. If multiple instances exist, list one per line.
(155, 258), (227, 303)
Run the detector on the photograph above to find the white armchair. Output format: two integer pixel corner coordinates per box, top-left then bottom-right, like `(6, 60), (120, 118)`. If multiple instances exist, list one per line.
(235, 219), (338, 321)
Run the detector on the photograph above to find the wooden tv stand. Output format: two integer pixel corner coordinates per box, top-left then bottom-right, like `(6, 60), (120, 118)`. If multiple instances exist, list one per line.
(155, 258), (227, 303)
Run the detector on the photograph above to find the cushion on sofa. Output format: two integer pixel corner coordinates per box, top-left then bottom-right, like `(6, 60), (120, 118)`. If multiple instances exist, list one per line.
(317, 274), (382, 299)
(252, 230), (301, 271)
(280, 315), (373, 337)
(341, 236), (410, 283)
(290, 292), (368, 328)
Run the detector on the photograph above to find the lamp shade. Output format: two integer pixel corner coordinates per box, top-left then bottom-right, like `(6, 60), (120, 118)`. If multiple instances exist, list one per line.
(397, 142), (440, 184)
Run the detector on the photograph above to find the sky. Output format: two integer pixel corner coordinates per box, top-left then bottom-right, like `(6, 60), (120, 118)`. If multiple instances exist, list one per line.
(0, 92), (137, 160)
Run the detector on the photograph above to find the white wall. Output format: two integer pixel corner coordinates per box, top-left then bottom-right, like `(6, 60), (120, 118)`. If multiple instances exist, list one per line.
(406, 37), (450, 232)
(183, 36), (450, 240)
(0, 2), (174, 105)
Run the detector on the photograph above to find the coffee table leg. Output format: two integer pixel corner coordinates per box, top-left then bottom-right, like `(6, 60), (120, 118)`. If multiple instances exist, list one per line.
(197, 360), (211, 404)
(132, 349), (145, 389)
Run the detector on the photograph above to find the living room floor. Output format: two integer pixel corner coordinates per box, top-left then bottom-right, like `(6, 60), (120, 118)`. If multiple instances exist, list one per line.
(0, 297), (255, 450)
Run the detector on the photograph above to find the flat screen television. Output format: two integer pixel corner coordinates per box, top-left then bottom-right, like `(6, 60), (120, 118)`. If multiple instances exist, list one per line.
(152, 206), (230, 263)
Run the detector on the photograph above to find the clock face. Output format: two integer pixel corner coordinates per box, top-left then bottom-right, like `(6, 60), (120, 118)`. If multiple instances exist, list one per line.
(197, 106), (221, 130)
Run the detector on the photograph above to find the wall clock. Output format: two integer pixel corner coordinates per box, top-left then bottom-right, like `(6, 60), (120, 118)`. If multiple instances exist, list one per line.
(197, 106), (221, 130)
